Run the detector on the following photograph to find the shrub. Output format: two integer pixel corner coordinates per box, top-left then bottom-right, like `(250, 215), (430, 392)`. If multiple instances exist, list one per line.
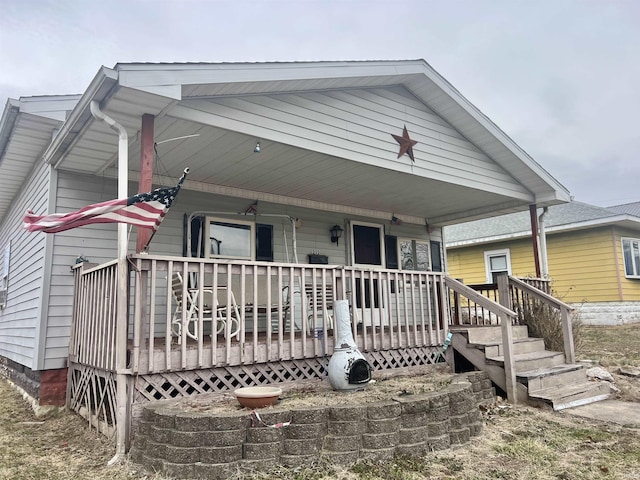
(516, 287), (583, 355)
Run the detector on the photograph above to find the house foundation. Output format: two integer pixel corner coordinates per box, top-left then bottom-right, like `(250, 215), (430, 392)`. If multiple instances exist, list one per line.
(0, 356), (67, 407)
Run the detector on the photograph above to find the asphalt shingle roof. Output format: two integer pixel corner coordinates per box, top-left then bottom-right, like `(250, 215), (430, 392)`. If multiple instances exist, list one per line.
(445, 201), (638, 245)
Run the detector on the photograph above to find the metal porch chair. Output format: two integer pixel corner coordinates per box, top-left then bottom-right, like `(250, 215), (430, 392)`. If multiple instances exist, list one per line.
(171, 273), (241, 344)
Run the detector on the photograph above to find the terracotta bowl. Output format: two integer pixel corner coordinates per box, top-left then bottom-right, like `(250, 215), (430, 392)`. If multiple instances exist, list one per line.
(234, 386), (282, 409)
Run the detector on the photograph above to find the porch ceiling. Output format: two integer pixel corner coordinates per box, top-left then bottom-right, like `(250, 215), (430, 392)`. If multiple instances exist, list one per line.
(59, 110), (527, 226)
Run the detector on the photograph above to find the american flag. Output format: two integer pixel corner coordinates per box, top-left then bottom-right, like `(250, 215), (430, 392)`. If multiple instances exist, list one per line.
(23, 169), (189, 234)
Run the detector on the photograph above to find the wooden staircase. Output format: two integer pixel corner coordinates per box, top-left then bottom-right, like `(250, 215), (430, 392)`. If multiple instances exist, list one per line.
(450, 325), (612, 410)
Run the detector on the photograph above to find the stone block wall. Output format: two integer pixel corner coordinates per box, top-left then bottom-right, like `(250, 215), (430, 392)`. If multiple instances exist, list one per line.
(131, 372), (495, 478)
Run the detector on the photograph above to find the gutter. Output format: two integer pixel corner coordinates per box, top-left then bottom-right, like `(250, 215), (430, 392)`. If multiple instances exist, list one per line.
(538, 207), (549, 277)
(42, 66), (118, 169)
(89, 100), (129, 462)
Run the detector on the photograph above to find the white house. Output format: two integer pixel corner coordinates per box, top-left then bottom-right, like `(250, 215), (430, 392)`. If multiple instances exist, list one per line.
(0, 60), (570, 444)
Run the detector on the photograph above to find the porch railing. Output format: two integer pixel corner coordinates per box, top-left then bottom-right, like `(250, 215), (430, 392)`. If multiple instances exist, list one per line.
(444, 276), (519, 401)
(450, 277), (551, 326)
(507, 276), (575, 364)
(69, 261), (118, 371)
(71, 255), (451, 377)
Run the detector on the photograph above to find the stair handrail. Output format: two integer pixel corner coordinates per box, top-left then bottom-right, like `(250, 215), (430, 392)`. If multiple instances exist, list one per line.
(508, 276), (575, 364)
(446, 275), (520, 403)
(445, 276), (518, 320)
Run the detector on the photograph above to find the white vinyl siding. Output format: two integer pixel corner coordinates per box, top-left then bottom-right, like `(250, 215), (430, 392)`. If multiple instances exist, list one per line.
(176, 86), (528, 198)
(44, 170), (444, 363)
(0, 159), (50, 368)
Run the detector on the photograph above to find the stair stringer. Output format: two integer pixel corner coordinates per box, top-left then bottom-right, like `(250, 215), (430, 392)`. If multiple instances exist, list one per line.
(451, 332), (528, 402)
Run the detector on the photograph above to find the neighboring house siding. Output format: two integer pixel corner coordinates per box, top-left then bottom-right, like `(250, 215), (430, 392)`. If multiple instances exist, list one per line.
(0, 159), (50, 369)
(614, 227), (640, 301)
(546, 228), (619, 303)
(181, 86), (526, 198)
(447, 227), (625, 304)
(447, 239), (536, 285)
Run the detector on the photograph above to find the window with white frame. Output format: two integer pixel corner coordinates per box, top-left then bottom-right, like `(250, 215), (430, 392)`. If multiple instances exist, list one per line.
(622, 237), (640, 279)
(484, 249), (512, 283)
(206, 216), (255, 260)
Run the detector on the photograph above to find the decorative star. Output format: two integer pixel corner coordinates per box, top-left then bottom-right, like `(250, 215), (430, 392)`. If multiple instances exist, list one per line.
(391, 125), (418, 162)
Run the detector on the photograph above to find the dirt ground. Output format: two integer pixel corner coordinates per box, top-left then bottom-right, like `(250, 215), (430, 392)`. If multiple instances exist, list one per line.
(1, 324), (639, 480)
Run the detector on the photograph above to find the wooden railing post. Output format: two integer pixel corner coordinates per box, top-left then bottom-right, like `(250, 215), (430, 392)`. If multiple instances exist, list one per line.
(452, 284), (461, 325)
(497, 273), (517, 404)
(561, 306), (575, 364)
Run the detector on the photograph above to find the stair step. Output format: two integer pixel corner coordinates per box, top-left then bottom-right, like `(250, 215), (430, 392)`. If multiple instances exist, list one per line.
(486, 350), (565, 372)
(528, 381), (612, 411)
(517, 364), (587, 392)
(472, 337), (546, 357)
(455, 325), (529, 344)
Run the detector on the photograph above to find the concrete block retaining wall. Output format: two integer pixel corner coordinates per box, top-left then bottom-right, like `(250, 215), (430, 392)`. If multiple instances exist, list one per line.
(130, 372), (495, 479)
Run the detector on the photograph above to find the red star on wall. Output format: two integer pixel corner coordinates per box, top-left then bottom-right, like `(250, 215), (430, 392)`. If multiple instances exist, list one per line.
(391, 125), (418, 162)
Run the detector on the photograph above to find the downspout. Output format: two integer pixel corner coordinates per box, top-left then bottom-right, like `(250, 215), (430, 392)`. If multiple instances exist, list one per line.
(538, 207), (549, 278)
(89, 101), (129, 463)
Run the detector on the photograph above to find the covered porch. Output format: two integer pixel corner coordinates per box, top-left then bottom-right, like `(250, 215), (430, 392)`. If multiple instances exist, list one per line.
(68, 254), (451, 436)
(41, 61), (572, 453)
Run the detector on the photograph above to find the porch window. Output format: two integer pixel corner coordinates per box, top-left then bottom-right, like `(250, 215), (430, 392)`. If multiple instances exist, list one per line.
(206, 216), (255, 260)
(484, 249), (512, 283)
(351, 222), (385, 267)
(399, 239), (429, 271)
(622, 237), (640, 278)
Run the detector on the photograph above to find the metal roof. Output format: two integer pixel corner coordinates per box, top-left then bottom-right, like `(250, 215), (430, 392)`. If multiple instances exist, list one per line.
(608, 201), (640, 218)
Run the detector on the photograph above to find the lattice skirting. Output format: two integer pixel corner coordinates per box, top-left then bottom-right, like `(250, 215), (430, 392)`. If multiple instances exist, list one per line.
(133, 345), (442, 403)
(67, 363), (117, 438)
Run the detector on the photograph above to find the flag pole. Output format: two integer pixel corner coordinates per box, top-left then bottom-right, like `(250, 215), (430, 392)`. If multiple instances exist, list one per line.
(141, 168), (189, 253)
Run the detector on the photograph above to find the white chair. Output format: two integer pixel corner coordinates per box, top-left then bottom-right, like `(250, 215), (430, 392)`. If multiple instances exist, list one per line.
(171, 273), (240, 343)
(305, 284), (334, 333)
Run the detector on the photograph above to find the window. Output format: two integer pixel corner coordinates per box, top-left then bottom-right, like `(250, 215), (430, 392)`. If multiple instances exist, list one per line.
(0, 243), (10, 309)
(351, 222), (385, 267)
(484, 249), (512, 283)
(399, 239), (429, 271)
(206, 216), (255, 260)
(622, 237), (640, 278)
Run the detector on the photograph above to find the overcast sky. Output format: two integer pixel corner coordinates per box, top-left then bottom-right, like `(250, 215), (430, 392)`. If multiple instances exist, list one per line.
(1, 0), (638, 207)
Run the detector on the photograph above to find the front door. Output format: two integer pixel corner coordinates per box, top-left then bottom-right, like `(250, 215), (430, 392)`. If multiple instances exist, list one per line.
(351, 222), (387, 326)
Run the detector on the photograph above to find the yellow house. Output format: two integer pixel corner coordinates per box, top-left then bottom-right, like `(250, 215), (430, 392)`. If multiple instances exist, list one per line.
(445, 201), (640, 325)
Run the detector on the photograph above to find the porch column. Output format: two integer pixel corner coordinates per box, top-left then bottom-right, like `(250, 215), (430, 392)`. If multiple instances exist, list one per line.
(136, 114), (154, 253)
(529, 204), (541, 277)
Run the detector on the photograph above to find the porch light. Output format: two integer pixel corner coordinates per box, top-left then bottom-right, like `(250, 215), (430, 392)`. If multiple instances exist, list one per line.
(254, 142), (261, 153)
(330, 224), (343, 246)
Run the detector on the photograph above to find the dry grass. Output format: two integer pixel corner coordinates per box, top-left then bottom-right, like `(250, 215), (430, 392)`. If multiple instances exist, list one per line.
(1, 324), (639, 479)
